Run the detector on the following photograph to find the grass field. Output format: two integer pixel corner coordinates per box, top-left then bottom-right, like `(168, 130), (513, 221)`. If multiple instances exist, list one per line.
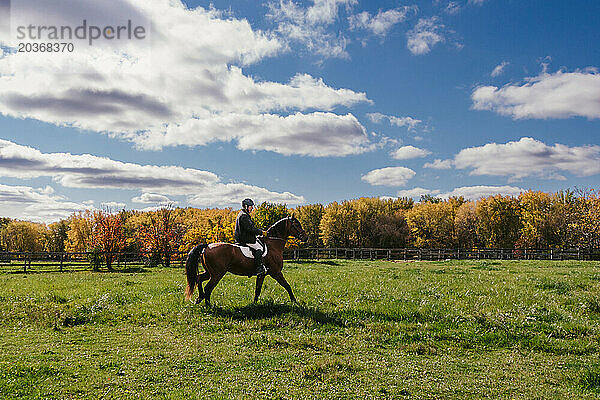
(1, 259), (600, 399)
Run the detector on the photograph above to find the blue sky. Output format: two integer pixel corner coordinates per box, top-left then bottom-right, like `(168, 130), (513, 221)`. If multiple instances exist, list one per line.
(0, 0), (598, 221)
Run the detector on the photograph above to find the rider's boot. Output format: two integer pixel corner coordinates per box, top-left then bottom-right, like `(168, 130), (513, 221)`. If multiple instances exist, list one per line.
(254, 249), (267, 277)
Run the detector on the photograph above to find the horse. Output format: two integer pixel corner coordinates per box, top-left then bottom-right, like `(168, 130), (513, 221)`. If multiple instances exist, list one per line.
(184, 215), (308, 305)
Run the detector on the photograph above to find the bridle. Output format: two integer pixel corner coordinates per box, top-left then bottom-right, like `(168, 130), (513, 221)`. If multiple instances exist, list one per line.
(266, 217), (305, 241)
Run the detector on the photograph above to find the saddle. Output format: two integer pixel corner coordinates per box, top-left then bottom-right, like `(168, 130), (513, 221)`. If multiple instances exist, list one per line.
(208, 239), (268, 259)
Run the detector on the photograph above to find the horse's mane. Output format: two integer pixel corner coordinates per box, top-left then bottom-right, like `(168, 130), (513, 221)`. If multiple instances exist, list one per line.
(266, 217), (289, 238)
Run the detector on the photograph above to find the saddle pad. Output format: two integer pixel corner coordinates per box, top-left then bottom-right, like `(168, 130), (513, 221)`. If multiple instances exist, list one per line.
(208, 241), (267, 259)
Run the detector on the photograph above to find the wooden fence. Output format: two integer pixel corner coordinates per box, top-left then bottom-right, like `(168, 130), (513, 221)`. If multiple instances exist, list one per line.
(282, 247), (600, 261)
(0, 251), (189, 273)
(1, 247), (598, 273)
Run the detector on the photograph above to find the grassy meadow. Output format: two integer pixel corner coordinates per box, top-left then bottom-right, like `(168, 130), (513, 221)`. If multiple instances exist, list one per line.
(1, 259), (600, 399)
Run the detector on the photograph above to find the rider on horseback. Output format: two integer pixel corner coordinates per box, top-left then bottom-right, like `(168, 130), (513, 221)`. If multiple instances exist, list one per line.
(235, 198), (267, 277)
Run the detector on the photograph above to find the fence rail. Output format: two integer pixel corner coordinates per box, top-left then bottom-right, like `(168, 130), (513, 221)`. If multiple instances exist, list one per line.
(0, 247), (598, 273)
(0, 251), (189, 273)
(281, 247), (600, 261)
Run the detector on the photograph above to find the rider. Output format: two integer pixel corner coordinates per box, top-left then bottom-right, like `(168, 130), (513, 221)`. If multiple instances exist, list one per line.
(235, 198), (267, 277)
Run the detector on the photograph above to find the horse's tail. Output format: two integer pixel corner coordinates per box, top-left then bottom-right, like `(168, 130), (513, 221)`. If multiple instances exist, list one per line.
(185, 244), (207, 301)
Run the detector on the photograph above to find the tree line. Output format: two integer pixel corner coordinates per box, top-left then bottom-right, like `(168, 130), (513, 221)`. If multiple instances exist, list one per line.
(1, 189), (599, 267)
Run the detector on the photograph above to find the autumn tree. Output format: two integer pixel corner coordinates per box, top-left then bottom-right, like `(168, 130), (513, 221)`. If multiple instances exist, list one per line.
(90, 209), (126, 271)
(517, 191), (568, 248)
(138, 206), (184, 267)
(253, 202), (289, 230)
(320, 201), (358, 247)
(569, 189), (600, 248)
(406, 201), (455, 248)
(180, 207), (236, 249)
(65, 210), (93, 252)
(476, 195), (522, 248)
(0, 217), (11, 250)
(454, 201), (478, 248)
(0, 221), (47, 252)
(294, 204), (324, 247)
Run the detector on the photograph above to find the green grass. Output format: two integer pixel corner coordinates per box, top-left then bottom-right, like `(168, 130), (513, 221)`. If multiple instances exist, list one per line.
(1, 259), (600, 399)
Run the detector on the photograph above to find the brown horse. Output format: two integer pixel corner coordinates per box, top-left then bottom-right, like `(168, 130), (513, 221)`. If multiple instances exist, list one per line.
(185, 215), (308, 305)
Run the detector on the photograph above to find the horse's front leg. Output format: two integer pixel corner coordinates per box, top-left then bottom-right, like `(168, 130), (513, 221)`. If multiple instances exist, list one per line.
(254, 275), (265, 302)
(271, 271), (297, 303)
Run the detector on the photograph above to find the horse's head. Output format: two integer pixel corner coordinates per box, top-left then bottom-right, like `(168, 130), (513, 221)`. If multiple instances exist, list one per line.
(286, 214), (308, 242)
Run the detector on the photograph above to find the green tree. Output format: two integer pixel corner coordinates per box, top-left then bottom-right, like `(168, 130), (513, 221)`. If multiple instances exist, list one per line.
(47, 220), (69, 252)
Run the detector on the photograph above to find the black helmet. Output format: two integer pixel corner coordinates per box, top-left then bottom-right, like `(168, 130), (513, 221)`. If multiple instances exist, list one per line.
(242, 198), (254, 208)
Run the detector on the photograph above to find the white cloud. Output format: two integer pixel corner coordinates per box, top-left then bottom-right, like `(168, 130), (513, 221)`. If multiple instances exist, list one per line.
(391, 146), (431, 160)
(424, 159), (453, 169)
(132, 193), (175, 205)
(348, 7), (416, 37)
(453, 137), (600, 180)
(267, 0), (357, 58)
(444, 1), (462, 14)
(142, 112), (373, 157)
(397, 187), (441, 199)
(0, 0), (372, 156)
(406, 17), (445, 55)
(0, 184), (92, 222)
(366, 112), (422, 130)
(491, 61), (509, 77)
(437, 185), (525, 200)
(472, 68), (600, 119)
(361, 166), (416, 186)
(0, 139), (305, 205)
(188, 183), (303, 207)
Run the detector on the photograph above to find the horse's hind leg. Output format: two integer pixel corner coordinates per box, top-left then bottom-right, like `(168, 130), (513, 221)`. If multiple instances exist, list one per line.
(202, 271), (225, 306)
(254, 275), (265, 303)
(195, 271), (210, 304)
(271, 271), (297, 303)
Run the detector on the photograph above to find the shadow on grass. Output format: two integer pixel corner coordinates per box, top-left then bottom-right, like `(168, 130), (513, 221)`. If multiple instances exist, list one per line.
(204, 300), (450, 328)
(115, 267), (149, 273)
(287, 260), (342, 266)
(207, 301), (347, 327)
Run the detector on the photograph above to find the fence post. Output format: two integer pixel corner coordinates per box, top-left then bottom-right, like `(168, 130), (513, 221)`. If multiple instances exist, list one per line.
(60, 253), (64, 272)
